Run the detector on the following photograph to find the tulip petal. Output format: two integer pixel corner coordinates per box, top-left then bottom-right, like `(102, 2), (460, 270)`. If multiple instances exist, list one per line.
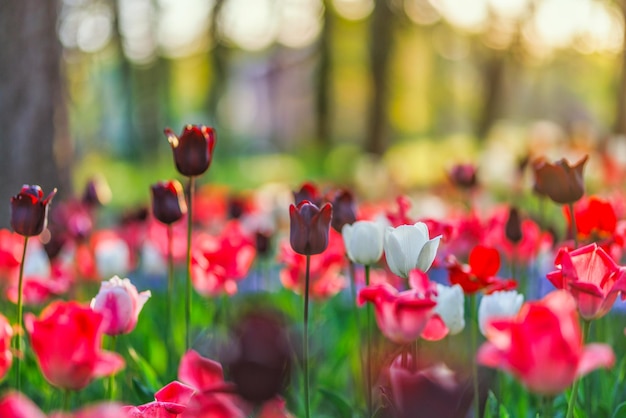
(92, 350), (125, 378)
(420, 314), (448, 341)
(178, 349), (225, 391)
(416, 236), (441, 272)
(576, 343), (615, 378)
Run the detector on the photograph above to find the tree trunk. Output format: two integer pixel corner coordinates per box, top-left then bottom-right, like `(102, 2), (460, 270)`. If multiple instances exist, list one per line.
(365, 0), (394, 155)
(615, 0), (626, 135)
(315, 0), (334, 151)
(476, 51), (506, 140)
(0, 0), (72, 228)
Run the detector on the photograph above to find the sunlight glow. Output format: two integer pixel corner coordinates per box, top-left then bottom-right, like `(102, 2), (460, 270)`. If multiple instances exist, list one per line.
(158, 0), (211, 57)
(221, 0), (278, 51)
(431, 0), (488, 32)
(277, 0), (323, 48)
(332, 0), (373, 21)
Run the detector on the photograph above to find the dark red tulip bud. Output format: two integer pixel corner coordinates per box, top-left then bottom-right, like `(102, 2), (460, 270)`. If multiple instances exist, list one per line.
(81, 175), (111, 207)
(228, 196), (246, 220)
(255, 230), (272, 257)
(10, 185), (57, 237)
(150, 180), (187, 225)
(227, 311), (291, 404)
(532, 155), (587, 204)
(330, 189), (356, 233)
(289, 201), (332, 255)
(293, 182), (322, 206)
(165, 125), (216, 177)
(448, 164), (478, 189)
(505, 207), (523, 244)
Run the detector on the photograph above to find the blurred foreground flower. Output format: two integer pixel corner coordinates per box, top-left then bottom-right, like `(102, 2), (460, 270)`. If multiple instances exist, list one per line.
(384, 222), (441, 279)
(532, 155), (587, 204)
(25, 301), (125, 390)
(91, 276), (151, 336)
(10, 185), (57, 237)
(547, 243), (626, 320)
(165, 125), (216, 177)
(0, 314), (12, 381)
(478, 290), (524, 336)
(477, 290), (614, 395)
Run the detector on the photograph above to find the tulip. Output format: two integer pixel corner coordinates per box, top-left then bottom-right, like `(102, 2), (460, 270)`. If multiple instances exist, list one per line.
(0, 314), (13, 381)
(477, 290), (615, 395)
(94, 234), (131, 279)
(289, 201), (333, 256)
(330, 189), (357, 233)
(384, 222), (441, 279)
(448, 163), (478, 189)
(91, 276), (151, 336)
(342, 220), (385, 266)
(546, 243), (626, 320)
(477, 290), (523, 336)
(389, 359), (472, 418)
(0, 392), (47, 418)
(293, 182), (322, 206)
(504, 207), (522, 244)
(446, 245), (517, 295)
(165, 125), (216, 177)
(25, 301), (125, 391)
(532, 155), (587, 204)
(10, 185), (57, 237)
(433, 284), (465, 335)
(151, 180), (188, 225)
(358, 283), (437, 344)
(82, 175), (112, 207)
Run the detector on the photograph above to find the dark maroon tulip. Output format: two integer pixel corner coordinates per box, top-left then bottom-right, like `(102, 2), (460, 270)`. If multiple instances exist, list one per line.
(165, 125), (216, 177)
(81, 175), (111, 207)
(10, 185), (57, 237)
(150, 180), (188, 225)
(505, 207), (523, 244)
(448, 164), (478, 189)
(289, 201), (332, 255)
(255, 230), (272, 257)
(330, 189), (356, 233)
(532, 155), (587, 204)
(293, 182), (322, 206)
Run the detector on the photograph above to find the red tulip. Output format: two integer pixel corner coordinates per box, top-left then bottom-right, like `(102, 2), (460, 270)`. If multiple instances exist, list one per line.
(477, 290), (615, 395)
(0, 313), (13, 381)
(547, 243), (626, 320)
(532, 155), (587, 204)
(10, 185), (57, 237)
(0, 392), (47, 418)
(358, 282), (437, 344)
(446, 245), (517, 295)
(289, 201), (332, 256)
(165, 125), (216, 177)
(564, 196), (617, 242)
(151, 180), (188, 225)
(25, 301), (125, 390)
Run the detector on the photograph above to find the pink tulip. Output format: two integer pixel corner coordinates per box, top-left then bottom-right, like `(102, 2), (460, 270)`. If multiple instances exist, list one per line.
(0, 313), (12, 381)
(547, 243), (626, 320)
(477, 290), (615, 395)
(25, 301), (125, 391)
(0, 392), (46, 418)
(124, 381), (197, 418)
(91, 276), (151, 335)
(51, 403), (131, 418)
(358, 282), (437, 344)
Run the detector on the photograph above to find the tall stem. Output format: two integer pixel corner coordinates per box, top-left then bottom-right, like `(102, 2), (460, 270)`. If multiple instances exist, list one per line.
(303, 254), (311, 418)
(566, 319), (591, 418)
(365, 265), (373, 418)
(15, 236), (29, 392)
(108, 335), (118, 400)
(185, 176), (195, 350)
(470, 294), (480, 418)
(167, 224), (174, 358)
(63, 389), (71, 411)
(568, 202), (578, 248)
(348, 261), (365, 410)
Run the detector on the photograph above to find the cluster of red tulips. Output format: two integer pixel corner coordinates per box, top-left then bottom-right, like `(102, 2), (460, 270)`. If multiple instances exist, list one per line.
(0, 125), (625, 418)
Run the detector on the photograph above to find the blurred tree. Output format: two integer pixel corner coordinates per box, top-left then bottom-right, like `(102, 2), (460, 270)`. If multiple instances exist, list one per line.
(207, 0), (229, 145)
(0, 0), (72, 227)
(315, 0), (334, 151)
(366, 0), (396, 155)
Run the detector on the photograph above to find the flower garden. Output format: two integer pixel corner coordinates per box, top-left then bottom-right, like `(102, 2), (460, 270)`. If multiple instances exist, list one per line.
(1, 124), (626, 418)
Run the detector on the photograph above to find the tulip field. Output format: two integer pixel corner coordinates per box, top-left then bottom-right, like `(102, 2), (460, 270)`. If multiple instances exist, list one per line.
(2, 126), (626, 418)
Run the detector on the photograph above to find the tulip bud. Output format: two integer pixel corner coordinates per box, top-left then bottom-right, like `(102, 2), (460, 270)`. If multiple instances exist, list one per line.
(10, 185), (57, 237)
(532, 155), (587, 204)
(342, 220), (384, 266)
(505, 207), (523, 244)
(91, 276), (151, 335)
(448, 164), (477, 189)
(384, 222), (441, 279)
(330, 189), (357, 233)
(293, 182), (322, 206)
(289, 201), (332, 256)
(478, 290), (524, 336)
(150, 180), (188, 225)
(165, 125), (216, 177)
(82, 175), (112, 207)
(255, 230), (272, 257)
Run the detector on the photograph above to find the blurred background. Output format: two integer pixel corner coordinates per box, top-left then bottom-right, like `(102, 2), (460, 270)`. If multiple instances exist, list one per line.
(1, 0), (625, 224)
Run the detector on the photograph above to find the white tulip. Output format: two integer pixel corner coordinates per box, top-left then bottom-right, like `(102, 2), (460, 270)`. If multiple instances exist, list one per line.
(95, 236), (130, 279)
(434, 284), (465, 335)
(23, 241), (50, 278)
(478, 290), (524, 336)
(384, 222), (441, 278)
(342, 221), (385, 266)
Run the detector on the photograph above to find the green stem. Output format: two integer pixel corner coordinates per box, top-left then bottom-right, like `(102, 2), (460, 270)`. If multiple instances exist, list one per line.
(470, 294), (481, 418)
(185, 176), (195, 351)
(167, 224), (175, 361)
(566, 319), (591, 418)
(63, 389), (71, 411)
(568, 202), (578, 248)
(348, 261), (365, 411)
(108, 335), (117, 400)
(365, 265), (372, 418)
(303, 254), (311, 418)
(542, 395), (553, 417)
(15, 236), (29, 393)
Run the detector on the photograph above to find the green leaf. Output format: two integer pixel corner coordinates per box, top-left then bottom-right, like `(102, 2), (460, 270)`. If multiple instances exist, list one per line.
(131, 377), (154, 403)
(128, 346), (163, 393)
(318, 387), (354, 418)
(612, 401), (626, 418)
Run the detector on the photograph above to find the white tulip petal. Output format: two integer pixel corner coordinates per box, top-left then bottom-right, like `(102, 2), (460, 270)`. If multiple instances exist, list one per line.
(416, 235), (441, 273)
(478, 290), (524, 337)
(413, 222), (430, 240)
(434, 284), (465, 335)
(385, 231), (410, 278)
